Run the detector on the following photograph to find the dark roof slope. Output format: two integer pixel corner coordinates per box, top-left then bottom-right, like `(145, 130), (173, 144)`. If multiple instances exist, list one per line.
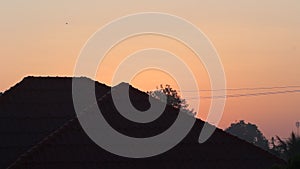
(0, 76), (109, 169)
(7, 80), (284, 169)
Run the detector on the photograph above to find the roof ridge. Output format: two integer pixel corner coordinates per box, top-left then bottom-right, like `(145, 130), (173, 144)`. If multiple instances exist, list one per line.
(1, 76), (109, 97)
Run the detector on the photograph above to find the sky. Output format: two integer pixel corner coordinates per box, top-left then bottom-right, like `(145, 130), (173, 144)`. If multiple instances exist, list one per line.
(1, 0), (300, 139)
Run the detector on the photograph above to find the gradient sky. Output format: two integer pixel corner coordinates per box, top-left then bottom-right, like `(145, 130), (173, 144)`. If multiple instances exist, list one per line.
(1, 0), (300, 140)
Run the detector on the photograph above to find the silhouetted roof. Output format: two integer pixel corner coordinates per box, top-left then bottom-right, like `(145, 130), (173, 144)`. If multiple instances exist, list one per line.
(3, 77), (284, 169)
(0, 76), (109, 169)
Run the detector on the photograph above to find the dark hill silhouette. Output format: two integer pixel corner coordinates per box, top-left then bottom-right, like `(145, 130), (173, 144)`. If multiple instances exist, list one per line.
(0, 76), (284, 169)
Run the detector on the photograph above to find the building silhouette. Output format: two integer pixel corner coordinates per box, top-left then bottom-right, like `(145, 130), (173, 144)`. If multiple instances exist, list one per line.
(0, 77), (284, 169)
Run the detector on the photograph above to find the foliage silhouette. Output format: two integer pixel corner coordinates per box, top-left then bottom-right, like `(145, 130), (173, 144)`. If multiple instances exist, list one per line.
(147, 84), (195, 116)
(271, 132), (300, 161)
(225, 120), (269, 150)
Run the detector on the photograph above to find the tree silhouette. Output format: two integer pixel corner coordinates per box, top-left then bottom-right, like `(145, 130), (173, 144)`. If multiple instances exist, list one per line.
(270, 137), (284, 158)
(147, 84), (195, 116)
(272, 132), (300, 161)
(225, 120), (269, 150)
(148, 84), (187, 109)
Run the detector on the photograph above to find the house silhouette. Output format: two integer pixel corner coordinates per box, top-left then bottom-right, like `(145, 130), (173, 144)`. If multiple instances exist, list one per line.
(0, 77), (284, 169)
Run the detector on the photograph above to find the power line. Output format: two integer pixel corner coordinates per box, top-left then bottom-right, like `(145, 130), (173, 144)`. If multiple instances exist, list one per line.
(186, 89), (300, 99)
(178, 85), (300, 93)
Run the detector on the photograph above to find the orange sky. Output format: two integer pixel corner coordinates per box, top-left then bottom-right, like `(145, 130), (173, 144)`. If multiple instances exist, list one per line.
(1, 0), (300, 139)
